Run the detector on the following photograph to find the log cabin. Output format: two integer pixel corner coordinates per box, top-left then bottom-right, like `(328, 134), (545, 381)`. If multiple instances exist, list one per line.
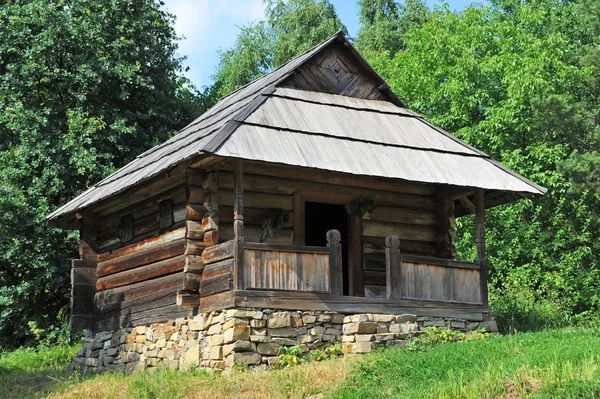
(47, 31), (545, 370)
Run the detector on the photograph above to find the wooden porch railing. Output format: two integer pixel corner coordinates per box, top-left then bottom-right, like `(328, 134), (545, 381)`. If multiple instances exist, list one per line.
(385, 235), (483, 304)
(235, 229), (342, 295)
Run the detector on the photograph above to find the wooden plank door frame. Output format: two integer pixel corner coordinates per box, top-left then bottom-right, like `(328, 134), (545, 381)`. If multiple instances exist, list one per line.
(294, 189), (364, 297)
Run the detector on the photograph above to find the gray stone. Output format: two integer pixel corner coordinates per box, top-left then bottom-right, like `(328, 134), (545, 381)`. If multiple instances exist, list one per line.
(270, 327), (297, 338)
(268, 312), (291, 328)
(479, 321), (499, 332)
(396, 314), (418, 323)
(223, 340), (254, 356)
(225, 352), (262, 367)
(224, 325), (250, 344)
(257, 342), (280, 355)
(352, 342), (373, 354)
(343, 322), (377, 335)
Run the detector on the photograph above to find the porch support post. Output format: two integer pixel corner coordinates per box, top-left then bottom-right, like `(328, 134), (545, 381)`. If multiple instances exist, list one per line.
(475, 189), (489, 308)
(233, 160), (245, 291)
(327, 229), (342, 296)
(70, 218), (98, 330)
(385, 235), (402, 299)
(348, 213), (364, 297)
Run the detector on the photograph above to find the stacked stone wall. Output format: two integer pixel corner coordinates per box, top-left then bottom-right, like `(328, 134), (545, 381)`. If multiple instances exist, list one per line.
(71, 309), (497, 373)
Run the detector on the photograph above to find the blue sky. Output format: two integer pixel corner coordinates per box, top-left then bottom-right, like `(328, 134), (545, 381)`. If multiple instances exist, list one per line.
(162, 1), (479, 89)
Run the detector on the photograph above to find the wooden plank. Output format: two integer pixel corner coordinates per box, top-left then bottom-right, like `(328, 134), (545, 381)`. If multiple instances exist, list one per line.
(198, 290), (236, 314)
(364, 237), (437, 257)
(95, 302), (190, 332)
(202, 258), (234, 280)
(219, 189), (293, 210)
(182, 273), (201, 291)
(177, 290), (200, 307)
(96, 238), (185, 277)
(200, 272), (233, 297)
(202, 240), (235, 264)
(95, 286), (179, 317)
(96, 255), (185, 291)
(233, 290), (485, 321)
(189, 186), (206, 204)
(363, 220), (436, 242)
(173, 202), (187, 223)
(244, 242), (330, 254)
(401, 254), (480, 270)
(133, 213), (159, 237)
(94, 272), (183, 308)
(98, 226), (185, 261)
(204, 230), (219, 246)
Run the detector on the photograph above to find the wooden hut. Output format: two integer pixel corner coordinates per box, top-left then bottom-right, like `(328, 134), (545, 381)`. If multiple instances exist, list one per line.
(47, 32), (545, 370)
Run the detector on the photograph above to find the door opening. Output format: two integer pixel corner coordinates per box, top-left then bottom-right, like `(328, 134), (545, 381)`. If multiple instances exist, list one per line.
(304, 202), (349, 295)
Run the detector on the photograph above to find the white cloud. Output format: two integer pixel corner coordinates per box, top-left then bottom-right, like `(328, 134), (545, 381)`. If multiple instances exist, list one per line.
(163, 0), (266, 87)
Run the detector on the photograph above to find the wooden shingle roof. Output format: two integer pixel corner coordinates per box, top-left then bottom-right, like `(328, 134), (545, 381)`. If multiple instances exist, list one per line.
(47, 31), (545, 226)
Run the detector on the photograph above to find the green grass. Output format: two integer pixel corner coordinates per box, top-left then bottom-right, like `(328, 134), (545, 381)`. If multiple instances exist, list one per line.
(331, 327), (600, 398)
(2, 327), (600, 398)
(0, 344), (79, 398)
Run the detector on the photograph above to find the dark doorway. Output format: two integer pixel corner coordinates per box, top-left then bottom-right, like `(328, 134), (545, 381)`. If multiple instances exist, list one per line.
(305, 202), (349, 295)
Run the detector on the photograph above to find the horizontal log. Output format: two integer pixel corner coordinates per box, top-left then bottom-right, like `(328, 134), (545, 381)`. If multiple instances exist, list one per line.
(198, 290), (236, 313)
(186, 204), (206, 221)
(218, 207), (294, 228)
(364, 206), (436, 226)
(244, 242), (330, 254)
(364, 237), (437, 257)
(184, 255), (205, 273)
(401, 255), (480, 270)
(363, 220), (436, 242)
(72, 259), (96, 269)
(95, 302), (189, 332)
(177, 290), (200, 308)
(96, 238), (185, 277)
(133, 203), (159, 221)
(187, 168), (205, 187)
(71, 295), (95, 314)
(186, 220), (205, 240)
(221, 162), (437, 196)
(133, 213), (159, 237)
(219, 189), (293, 210)
(219, 224), (294, 245)
(95, 286), (179, 318)
(96, 255), (185, 291)
(185, 239), (208, 256)
(202, 258), (234, 280)
(98, 227), (186, 261)
(200, 272), (232, 297)
(94, 272), (183, 308)
(202, 240), (234, 264)
(97, 235), (120, 250)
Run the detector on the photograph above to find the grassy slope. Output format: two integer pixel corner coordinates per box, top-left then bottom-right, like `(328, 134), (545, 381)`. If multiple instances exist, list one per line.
(1, 327), (600, 399)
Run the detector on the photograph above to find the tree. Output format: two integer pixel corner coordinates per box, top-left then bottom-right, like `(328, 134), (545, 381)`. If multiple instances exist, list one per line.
(0, 0), (199, 348)
(212, 0), (346, 98)
(355, 0), (430, 56)
(363, 0), (600, 330)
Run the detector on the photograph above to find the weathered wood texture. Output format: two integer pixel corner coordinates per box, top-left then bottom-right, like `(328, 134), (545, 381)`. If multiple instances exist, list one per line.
(70, 223), (98, 330)
(198, 240), (235, 298)
(244, 245), (330, 292)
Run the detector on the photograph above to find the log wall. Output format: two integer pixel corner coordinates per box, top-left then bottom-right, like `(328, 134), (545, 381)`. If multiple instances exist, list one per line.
(91, 182), (190, 331)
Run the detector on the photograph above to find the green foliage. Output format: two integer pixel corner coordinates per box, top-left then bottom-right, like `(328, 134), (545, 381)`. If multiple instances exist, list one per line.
(278, 343), (344, 367)
(360, 0), (600, 330)
(260, 209), (289, 242)
(403, 326), (490, 352)
(278, 345), (304, 367)
(0, 0), (202, 349)
(212, 0), (346, 98)
(345, 197), (376, 216)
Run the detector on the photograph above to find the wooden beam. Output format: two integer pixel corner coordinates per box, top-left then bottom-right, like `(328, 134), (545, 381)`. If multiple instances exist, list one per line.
(293, 191), (305, 245)
(233, 160), (245, 291)
(327, 229), (342, 296)
(385, 235), (402, 299)
(349, 214), (364, 297)
(475, 189), (489, 308)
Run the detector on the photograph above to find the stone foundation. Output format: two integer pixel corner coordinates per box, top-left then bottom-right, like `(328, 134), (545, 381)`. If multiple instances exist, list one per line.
(71, 309), (498, 373)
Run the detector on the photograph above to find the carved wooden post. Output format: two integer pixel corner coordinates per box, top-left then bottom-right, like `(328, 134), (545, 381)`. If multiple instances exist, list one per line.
(475, 189), (489, 307)
(327, 229), (342, 296)
(70, 219), (98, 330)
(233, 160), (245, 290)
(385, 235), (402, 299)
